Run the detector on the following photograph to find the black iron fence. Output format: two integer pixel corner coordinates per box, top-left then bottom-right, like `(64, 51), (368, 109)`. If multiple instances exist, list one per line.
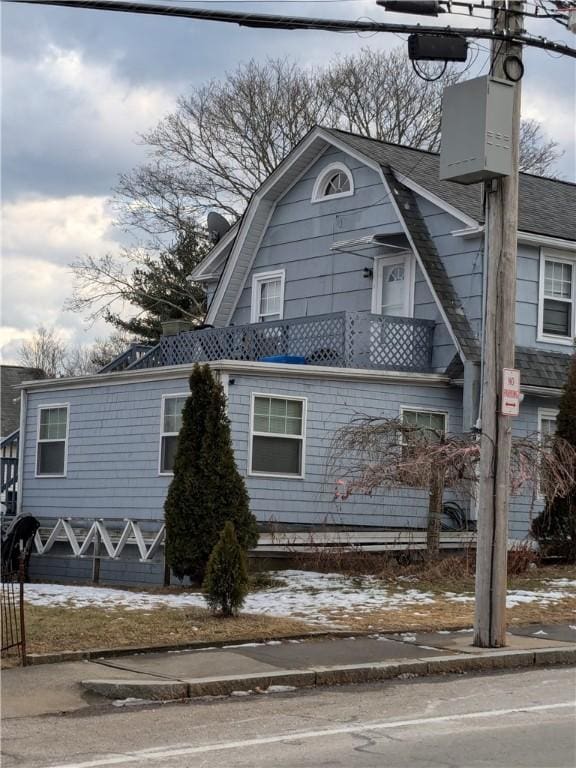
(1, 430), (19, 517)
(1, 562), (26, 665)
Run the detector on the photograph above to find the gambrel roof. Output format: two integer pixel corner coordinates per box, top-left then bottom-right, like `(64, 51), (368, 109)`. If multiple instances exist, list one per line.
(192, 126), (574, 367)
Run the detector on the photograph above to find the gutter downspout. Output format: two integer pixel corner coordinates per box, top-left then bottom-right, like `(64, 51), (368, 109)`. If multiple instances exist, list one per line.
(16, 388), (27, 516)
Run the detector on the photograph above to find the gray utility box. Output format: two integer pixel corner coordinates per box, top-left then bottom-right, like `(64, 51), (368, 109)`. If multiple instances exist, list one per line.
(440, 76), (514, 184)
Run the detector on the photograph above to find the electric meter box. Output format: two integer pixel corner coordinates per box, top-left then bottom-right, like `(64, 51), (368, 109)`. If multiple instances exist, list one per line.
(439, 76), (514, 185)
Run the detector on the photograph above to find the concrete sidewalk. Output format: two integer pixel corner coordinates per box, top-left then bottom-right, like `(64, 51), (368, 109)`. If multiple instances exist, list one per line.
(3, 624), (576, 718)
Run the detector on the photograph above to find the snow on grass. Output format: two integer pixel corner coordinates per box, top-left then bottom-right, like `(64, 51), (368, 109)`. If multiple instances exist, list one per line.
(24, 571), (435, 626)
(23, 570), (576, 627)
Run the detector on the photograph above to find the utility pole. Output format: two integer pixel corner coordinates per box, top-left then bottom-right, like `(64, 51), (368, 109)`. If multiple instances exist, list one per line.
(474, 0), (524, 648)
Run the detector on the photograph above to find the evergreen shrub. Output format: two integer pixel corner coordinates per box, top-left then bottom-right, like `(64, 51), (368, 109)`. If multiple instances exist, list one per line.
(531, 354), (576, 563)
(203, 521), (249, 616)
(164, 364), (258, 582)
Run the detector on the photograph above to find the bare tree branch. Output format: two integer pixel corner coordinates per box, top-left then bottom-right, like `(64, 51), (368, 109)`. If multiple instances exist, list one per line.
(113, 49), (562, 241)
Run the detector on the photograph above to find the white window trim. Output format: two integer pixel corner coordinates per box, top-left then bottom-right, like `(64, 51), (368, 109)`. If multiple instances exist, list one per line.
(371, 252), (416, 317)
(537, 407), (559, 498)
(537, 249), (576, 346)
(248, 392), (307, 479)
(35, 403), (69, 478)
(311, 162), (354, 203)
(250, 269), (286, 324)
(400, 406), (449, 435)
(538, 407), (559, 434)
(158, 393), (189, 476)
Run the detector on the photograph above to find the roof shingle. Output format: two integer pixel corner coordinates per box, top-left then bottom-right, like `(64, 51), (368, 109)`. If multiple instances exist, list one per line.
(327, 129), (576, 242)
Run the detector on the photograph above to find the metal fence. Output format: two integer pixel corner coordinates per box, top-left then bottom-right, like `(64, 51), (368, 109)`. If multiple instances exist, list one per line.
(1, 563), (26, 666)
(98, 344), (154, 373)
(129, 312), (435, 373)
(1, 430), (19, 517)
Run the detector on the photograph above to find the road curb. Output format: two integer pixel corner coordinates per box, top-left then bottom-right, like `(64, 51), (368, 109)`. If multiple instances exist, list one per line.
(81, 645), (576, 702)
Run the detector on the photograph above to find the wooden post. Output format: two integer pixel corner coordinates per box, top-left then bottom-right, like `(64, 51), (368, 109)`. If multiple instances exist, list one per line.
(163, 553), (171, 587)
(92, 529), (101, 584)
(427, 460), (445, 559)
(474, 0), (524, 648)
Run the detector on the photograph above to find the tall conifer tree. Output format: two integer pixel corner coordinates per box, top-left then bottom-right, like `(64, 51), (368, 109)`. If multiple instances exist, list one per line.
(164, 364), (258, 581)
(531, 354), (576, 562)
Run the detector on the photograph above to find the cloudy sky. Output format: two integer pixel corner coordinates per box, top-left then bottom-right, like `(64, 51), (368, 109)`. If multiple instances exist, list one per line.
(1, 0), (575, 364)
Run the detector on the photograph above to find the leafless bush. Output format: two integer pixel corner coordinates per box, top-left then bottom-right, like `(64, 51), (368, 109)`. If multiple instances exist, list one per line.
(507, 541), (540, 575)
(331, 417), (576, 504)
(293, 545), (394, 578)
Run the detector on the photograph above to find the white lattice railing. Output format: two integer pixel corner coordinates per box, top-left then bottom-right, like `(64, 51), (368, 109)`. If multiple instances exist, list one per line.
(32, 518), (477, 561)
(128, 312), (435, 373)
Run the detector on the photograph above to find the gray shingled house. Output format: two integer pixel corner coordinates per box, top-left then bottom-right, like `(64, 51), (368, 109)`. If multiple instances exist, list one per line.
(14, 127), (574, 584)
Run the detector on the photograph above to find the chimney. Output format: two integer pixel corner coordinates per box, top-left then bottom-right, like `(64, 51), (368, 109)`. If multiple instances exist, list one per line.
(161, 319), (193, 336)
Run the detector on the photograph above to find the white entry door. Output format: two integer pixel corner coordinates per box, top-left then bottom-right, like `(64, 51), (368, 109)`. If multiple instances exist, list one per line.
(372, 253), (414, 317)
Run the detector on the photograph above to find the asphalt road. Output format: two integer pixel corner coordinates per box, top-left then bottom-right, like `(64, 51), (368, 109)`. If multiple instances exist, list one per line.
(2, 667), (575, 768)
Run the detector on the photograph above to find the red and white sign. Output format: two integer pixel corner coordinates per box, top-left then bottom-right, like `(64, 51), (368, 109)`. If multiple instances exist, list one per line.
(501, 368), (521, 416)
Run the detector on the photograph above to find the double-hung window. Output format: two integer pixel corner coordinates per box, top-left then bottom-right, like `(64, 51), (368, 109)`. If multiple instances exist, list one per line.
(401, 409), (447, 442)
(538, 408), (558, 496)
(251, 270), (285, 324)
(159, 394), (188, 474)
(36, 405), (69, 476)
(538, 408), (558, 443)
(372, 253), (415, 317)
(250, 394), (306, 477)
(539, 253), (575, 342)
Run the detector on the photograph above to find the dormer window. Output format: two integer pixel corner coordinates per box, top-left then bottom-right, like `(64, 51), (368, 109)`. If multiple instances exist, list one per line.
(312, 162), (354, 203)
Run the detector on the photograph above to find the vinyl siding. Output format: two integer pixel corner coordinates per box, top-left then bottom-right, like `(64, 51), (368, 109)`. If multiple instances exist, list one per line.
(229, 147), (455, 372)
(515, 242), (576, 352)
(228, 372), (465, 529)
(508, 393), (559, 539)
(22, 378), (191, 521)
(22, 370), (549, 585)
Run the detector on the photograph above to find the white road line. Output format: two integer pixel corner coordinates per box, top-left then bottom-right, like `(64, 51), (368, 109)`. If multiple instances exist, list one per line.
(45, 702), (575, 768)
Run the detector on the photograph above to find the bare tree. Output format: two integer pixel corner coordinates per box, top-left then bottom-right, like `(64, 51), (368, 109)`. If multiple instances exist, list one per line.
(69, 49), (560, 335)
(17, 326), (67, 378)
(326, 48), (460, 150)
(519, 118), (563, 176)
(17, 327), (137, 378)
(330, 416), (576, 557)
(114, 48), (561, 239)
(67, 227), (208, 341)
(87, 332), (140, 370)
(116, 58), (336, 233)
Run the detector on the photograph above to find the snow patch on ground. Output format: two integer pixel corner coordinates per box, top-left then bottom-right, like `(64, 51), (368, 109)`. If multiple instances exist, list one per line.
(23, 570), (576, 628)
(23, 571), (436, 626)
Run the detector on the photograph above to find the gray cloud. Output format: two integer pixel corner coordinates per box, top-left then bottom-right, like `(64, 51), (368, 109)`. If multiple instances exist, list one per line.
(1, 1), (574, 362)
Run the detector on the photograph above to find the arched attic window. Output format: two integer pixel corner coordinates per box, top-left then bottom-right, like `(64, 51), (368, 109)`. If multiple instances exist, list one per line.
(311, 163), (354, 203)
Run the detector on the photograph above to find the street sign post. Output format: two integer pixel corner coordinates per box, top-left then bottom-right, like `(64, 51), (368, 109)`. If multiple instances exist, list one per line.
(501, 368), (520, 416)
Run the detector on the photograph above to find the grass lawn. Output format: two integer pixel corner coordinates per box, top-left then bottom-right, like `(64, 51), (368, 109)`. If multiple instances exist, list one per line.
(3, 563), (574, 663)
(22, 604), (312, 657)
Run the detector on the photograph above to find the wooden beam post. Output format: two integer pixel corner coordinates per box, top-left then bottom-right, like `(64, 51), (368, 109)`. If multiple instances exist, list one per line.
(474, 0), (524, 648)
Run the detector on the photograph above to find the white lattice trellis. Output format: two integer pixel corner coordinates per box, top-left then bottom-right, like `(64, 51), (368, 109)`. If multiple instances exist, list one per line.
(128, 312), (435, 373)
(34, 519), (166, 562)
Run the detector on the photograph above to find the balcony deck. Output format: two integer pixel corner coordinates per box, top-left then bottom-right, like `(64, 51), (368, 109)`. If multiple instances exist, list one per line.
(123, 312), (435, 374)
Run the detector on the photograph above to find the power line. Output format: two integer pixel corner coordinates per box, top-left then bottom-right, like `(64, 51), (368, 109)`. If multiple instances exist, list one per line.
(3, 0), (576, 57)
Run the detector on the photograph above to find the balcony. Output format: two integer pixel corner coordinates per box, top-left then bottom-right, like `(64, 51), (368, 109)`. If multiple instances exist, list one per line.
(127, 312), (435, 374)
